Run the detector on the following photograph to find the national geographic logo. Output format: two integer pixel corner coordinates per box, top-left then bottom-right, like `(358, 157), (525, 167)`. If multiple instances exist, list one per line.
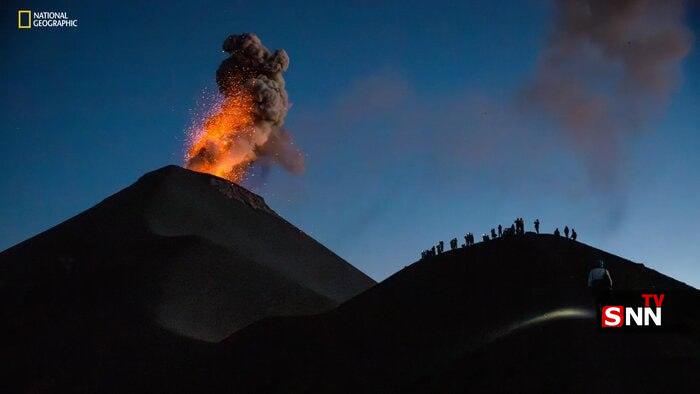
(17, 10), (78, 29)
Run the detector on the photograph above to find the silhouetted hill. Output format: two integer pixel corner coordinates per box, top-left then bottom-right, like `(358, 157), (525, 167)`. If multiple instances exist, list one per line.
(210, 234), (699, 393)
(0, 165), (374, 391)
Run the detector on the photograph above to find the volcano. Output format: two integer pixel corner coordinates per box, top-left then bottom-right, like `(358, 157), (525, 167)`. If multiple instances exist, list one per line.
(1, 174), (698, 392)
(0, 165), (375, 344)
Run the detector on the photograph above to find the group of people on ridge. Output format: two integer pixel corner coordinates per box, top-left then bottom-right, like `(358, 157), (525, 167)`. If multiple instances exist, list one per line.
(553, 225), (577, 240)
(420, 218), (579, 260)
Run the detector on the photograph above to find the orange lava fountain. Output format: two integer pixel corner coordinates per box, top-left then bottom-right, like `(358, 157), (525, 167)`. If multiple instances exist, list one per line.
(185, 92), (261, 183)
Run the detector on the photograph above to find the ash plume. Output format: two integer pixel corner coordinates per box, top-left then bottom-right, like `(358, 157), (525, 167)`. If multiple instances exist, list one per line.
(186, 33), (304, 182)
(216, 33), (290, 126)
(524, 0), (692, 189)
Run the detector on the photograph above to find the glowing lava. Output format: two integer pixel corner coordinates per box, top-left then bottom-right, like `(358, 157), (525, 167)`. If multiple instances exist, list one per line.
(185, 93), (261, 183)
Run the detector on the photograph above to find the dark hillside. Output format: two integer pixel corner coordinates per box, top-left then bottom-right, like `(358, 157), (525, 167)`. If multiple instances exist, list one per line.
(214, 234), (699, 393)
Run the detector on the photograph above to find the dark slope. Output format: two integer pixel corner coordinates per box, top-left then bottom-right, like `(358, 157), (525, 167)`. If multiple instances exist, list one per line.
(2, 199), (698, 393)
(413, 318), (699, 393)
(0, 165), (374, 344)
(212, 234), (699, 393)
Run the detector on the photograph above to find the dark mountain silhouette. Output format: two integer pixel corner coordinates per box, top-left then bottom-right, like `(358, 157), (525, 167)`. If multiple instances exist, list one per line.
(205, 234), (698, 393)
(0, 165), (375, 391)
(1, 174), (698, 392)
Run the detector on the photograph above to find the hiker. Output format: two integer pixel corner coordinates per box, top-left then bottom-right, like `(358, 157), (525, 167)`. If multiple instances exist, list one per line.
(564, 226), (570, 238)
(515, 217), (524, 234)
(498, 224), (502, 237)
(588, 260), (613, 309)
(437, 241), (444, 254)
(430, 246), (436, 256)
(468, 232), (474, 246)
(571, 228), (577, 241)
(482, 234), (489, 242)
(491, 228), (497, 239)
(554, 227), (560, 236)
(534, 219), (540, 234)
(450, 238), (458, 250)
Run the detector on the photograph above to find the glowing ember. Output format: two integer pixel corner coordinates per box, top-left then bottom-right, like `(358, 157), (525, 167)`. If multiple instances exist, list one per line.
(185, 93), (259, 183)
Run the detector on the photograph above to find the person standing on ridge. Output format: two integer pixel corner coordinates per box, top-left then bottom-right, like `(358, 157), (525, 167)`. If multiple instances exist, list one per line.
(498, 224), (502, 237)
(564, 225), (570, 238)
(571, 228), (577, 241)
(437, 241), (444, 254)
(491, 228), (497, 239)
(534, 219), (540, 234)
(554, 227), (560, 236)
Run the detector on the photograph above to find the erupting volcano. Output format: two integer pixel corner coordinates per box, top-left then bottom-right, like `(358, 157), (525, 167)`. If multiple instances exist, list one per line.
(185, 33), (304, 183)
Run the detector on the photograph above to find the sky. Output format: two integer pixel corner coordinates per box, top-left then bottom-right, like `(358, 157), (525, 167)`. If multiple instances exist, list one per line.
(1, 1), (699, 287)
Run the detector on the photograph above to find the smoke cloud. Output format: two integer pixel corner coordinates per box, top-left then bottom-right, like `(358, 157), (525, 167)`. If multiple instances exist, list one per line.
(524, 0), (692, 189)
(216, 33), (290, 126)
(186, 33), (304, 182)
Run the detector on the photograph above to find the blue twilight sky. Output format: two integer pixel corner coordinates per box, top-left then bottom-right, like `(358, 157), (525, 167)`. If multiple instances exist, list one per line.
(1, 1), (698, 287)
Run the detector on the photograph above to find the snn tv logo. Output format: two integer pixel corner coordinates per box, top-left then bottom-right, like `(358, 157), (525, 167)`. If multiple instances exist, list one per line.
(602, 293), (664, 328)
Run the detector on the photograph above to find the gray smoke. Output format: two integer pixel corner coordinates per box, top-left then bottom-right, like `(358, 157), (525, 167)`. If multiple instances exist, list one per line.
(216, 33), (290, 126)
(524, 0), (692, 188)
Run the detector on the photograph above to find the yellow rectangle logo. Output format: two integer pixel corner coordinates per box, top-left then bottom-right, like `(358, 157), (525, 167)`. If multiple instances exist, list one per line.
(18, 10), (31, 29)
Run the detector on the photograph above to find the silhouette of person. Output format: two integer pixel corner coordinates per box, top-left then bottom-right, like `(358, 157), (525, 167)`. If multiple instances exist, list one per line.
(450, 238), (458, 250)
(468, 233), (474, 246)
(482, 234), (489, 242)
(491, 228), (497, 239)
(554, 227), (560, 236)
(515, 217), (524, 234)
(571, 228), (577, 241)
(534, 219), (540, 234)
(437, 241), (444, 254)
(564, 226), (570, 238)
(498, 224), (502, 237)
(464, 235), (469, 247)
(430, 246), (436, 256)
(588, 260), (613, 310)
